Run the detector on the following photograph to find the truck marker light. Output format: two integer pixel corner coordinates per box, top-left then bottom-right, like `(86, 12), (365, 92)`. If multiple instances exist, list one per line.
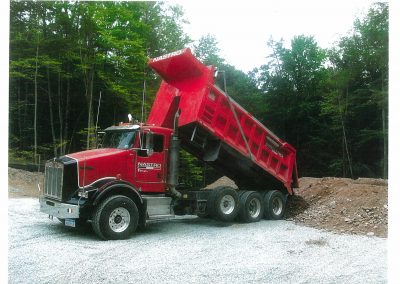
(78, 190), (89, 198)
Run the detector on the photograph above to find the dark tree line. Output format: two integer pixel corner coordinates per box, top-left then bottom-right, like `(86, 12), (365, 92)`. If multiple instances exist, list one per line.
(9, 2), (388, 180)
(262, 3), (388, 179)
(10, 1), (189, 161)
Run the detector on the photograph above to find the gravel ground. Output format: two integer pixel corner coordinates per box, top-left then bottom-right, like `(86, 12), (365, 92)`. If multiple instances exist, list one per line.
(9, 198), (387, 284)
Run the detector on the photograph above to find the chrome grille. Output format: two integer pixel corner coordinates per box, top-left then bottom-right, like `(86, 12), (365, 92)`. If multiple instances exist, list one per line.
(44, 160), (64, 200)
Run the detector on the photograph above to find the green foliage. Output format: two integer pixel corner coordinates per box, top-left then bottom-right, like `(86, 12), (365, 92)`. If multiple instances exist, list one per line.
(253, 3), (388, 178)
(322, 3), (388, 178)
(193, 34), (225, 66)
(9, 2), (388, 181)
(9, 1), (191, 160)
(253, 36), (327, 176)
(9, 149), (35, 164)
(179, 150), (204, 188)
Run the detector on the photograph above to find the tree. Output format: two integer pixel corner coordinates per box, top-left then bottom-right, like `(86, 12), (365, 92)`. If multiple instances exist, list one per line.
(193, 34), (225, 66)
(325, 3), (388, 178)
(253, 2), (387, 179)
(9, 1), (191, 164)
(256, 36), (327, 176)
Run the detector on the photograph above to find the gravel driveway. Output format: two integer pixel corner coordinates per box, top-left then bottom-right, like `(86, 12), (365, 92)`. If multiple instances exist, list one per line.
(9, 198), (387, 283)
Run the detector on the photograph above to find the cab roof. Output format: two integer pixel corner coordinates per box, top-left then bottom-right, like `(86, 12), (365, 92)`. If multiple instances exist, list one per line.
(104, 123), (173, 135)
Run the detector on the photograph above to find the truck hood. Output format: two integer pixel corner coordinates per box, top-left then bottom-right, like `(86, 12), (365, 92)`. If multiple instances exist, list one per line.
(66, 148), (129, 187)
(67, 148), (125, 161)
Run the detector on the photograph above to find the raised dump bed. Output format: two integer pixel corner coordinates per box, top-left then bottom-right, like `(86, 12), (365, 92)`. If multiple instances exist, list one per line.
(148, 48), (298, 194)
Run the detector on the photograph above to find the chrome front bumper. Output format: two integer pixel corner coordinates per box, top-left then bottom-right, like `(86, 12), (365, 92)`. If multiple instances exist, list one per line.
(39, 196), (80, 219)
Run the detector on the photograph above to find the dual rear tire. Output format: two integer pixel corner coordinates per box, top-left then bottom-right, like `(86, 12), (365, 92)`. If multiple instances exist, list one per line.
(206, 187), (286, 223)
(238, 191), (264, 222)
(207, 186), (240, 222)
(263, 190), (286, 220)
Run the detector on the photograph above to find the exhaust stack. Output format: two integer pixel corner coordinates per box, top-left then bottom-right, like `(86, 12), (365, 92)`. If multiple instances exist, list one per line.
(167, 110), (182, 198)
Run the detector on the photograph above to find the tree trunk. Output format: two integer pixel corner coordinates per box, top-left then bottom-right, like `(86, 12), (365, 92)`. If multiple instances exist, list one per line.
(342, 128), (345, 177)
(17, 77), (22, 147)
(34, 44), (39, 164)
(382, 106), (387, 178)
(340, 87), (353, 179)
(24, 82), (28, 126)
(47, 67), (57, 157)
(86, 66), (95, 150)
(58, 71), (63, 155)
(63, 74), (70, 155)
(382, 74), (387, 179)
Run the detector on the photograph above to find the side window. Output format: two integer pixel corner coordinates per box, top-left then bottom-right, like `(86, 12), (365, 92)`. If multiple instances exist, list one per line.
(137, 132), (163, 157)
(153, 135), (164, 152)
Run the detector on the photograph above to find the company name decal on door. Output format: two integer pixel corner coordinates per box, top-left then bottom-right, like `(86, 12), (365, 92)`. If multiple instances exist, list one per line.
(137, 162), (162, 172)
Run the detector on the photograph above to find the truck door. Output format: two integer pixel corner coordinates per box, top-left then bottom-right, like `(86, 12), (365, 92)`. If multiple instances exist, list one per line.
(134, 131), (167, 192)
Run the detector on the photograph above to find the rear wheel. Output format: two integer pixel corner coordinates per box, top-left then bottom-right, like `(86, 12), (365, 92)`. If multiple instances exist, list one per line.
(263, 190), (286, 220)
(208, 186), (240, 222)
(92, 195), (139, 240)
(238, 191), (263, 223)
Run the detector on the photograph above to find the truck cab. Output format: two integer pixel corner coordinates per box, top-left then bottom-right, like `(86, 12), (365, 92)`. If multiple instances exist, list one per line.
(96, 123), (173, 194)
(55, 123), (174, 194)
(39, 123), (178, 238)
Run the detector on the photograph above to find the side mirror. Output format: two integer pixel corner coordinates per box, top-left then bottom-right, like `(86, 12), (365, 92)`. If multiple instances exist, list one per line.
(146, 148), (154, 156)
(145, 132), (154, 150)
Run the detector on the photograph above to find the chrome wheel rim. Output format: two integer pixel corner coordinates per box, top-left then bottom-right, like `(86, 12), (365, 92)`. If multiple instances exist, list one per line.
(220, 195), (235, 215)
(272, 197), (283, 215)
(109, 207), (130, 233)
(249, 198), (261, 218)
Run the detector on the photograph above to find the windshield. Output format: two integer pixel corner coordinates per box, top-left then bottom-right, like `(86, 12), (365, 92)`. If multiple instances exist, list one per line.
(101, 131), (136, 149)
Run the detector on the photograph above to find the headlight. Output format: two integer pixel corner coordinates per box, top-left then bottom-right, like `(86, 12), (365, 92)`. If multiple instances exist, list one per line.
(78, 190), (89, 198)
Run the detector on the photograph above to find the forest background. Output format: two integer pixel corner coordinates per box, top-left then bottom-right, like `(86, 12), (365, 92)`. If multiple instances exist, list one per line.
(9, 1), (388, 186)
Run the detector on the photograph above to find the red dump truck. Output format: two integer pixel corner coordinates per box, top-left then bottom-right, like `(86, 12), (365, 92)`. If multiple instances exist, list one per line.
(39, 48), (299, 240)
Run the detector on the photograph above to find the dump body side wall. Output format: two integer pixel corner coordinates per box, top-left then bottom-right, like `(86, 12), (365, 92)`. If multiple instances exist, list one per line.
(195, 84), (298, 193)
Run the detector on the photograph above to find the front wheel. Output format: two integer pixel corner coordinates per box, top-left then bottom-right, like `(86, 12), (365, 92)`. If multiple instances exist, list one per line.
(92, 195), (139, 240)
(263, 190), (286, 220)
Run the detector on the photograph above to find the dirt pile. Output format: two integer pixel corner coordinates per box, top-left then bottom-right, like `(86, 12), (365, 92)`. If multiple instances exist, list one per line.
(8, 167), (43, 198)
(8, 168), (388, 237)
(205, 176), (388, 237)
(287, 177), (387, 237)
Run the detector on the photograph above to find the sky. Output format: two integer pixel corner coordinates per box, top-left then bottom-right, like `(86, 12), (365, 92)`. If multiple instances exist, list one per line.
(172, 0), (380, 72)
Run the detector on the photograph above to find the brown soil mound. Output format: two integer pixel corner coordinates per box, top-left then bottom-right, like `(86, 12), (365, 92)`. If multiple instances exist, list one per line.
(206, 176), (387, 238)
(287, 177), (387, 238)
(8, 167), (43, 198)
